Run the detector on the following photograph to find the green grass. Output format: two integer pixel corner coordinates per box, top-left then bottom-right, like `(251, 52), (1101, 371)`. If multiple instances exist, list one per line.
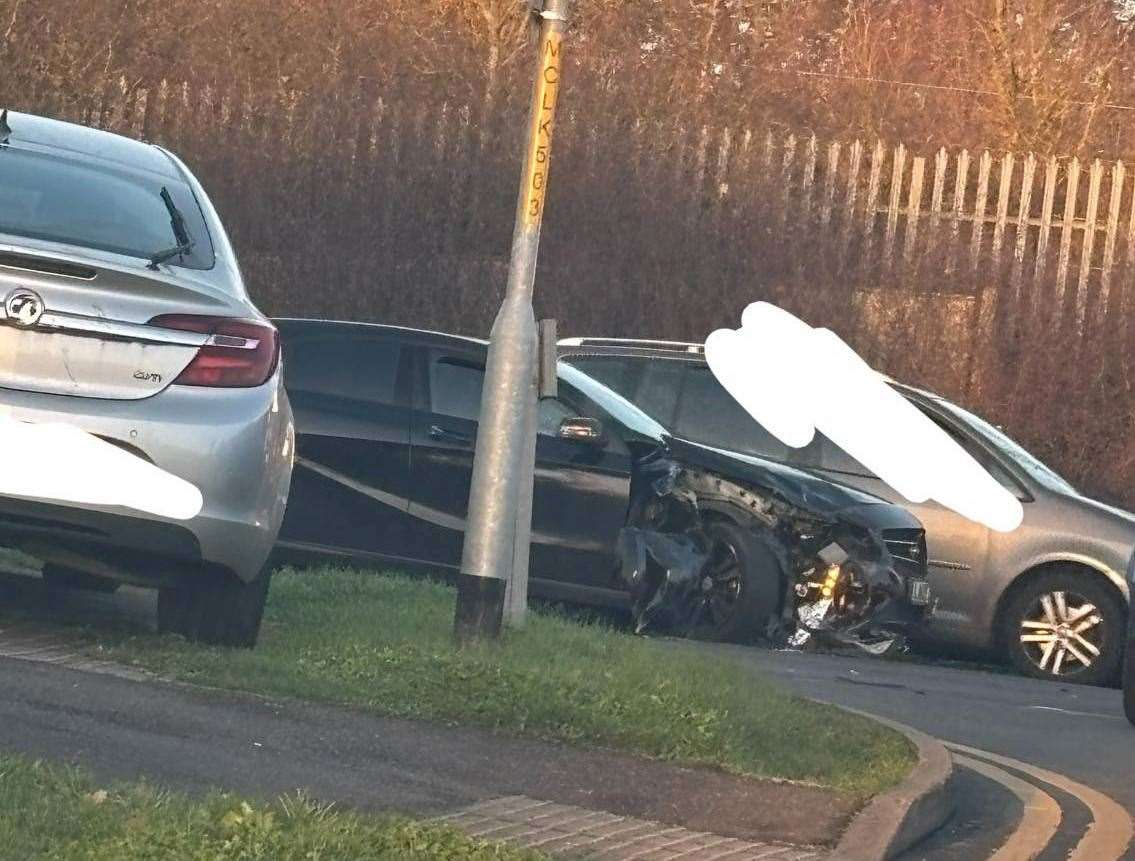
(70, 567), (913, 798)
(0, 755), (543, 861)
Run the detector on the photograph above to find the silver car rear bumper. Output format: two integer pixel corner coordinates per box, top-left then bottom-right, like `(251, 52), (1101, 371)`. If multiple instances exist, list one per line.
(0, 373), (293, 581)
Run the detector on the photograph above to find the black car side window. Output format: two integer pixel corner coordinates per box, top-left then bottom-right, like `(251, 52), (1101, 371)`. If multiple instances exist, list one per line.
(566, 356), (683, 427)
(285, 338), (402, 405)
(634, 359), (686, 427)
(430, 358), (485, 421)
(563, 356), (637, 396)
(675, 366), (790, 461)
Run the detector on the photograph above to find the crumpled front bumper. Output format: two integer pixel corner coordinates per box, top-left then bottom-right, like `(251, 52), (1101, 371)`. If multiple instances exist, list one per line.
(616, 522), (933, 649)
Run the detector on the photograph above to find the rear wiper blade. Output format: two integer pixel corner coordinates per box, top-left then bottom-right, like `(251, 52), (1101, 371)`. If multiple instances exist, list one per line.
(148, 241), (193, 269)
(148, 186), (194, 269)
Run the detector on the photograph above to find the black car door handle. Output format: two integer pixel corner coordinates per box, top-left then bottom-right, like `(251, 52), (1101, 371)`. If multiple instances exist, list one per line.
(429, 424), (472, 445)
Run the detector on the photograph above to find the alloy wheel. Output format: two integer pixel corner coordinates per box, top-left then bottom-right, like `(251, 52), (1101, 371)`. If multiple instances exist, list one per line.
(1018, 589), (1104, 676)
(694, 537), (743, 628)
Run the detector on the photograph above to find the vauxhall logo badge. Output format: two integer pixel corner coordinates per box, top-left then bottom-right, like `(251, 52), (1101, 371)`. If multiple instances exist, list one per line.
(5, 289), (45, 328)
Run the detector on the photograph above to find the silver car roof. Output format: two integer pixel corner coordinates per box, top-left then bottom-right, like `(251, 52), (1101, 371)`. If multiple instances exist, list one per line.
(3, 110), (179, 178)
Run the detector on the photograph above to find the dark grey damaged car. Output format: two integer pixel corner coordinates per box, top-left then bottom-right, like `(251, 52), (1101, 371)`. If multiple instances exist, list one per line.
(273, 321), (933, 650)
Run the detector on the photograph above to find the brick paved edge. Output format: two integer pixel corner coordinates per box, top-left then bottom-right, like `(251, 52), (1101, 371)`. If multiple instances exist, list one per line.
(830, 707), (955, 861)
(436, 795), (828, 860)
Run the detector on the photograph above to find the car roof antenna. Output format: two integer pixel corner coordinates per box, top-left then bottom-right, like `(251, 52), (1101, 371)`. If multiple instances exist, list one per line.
(0, 110), (11, 145)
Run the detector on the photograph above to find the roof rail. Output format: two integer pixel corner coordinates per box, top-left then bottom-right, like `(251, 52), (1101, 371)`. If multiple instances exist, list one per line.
(558, 337), (705, 354)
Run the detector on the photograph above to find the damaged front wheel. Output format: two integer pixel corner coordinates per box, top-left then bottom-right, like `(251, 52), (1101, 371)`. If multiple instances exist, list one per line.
(688, 520), (782, 643)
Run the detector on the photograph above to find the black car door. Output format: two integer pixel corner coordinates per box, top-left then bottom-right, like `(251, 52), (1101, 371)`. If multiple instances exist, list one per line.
(407, 345), (632, 587)
(528, 390), (634, 588)
(402, 347), (484, 566)
(277, 327), (416, 563)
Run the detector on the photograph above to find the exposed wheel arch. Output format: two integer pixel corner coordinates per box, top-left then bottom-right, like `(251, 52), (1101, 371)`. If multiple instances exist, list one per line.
(696, 500), (754, 526)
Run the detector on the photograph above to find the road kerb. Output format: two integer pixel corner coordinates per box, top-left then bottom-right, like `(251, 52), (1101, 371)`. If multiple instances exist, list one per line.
(829, 706), (955, 861)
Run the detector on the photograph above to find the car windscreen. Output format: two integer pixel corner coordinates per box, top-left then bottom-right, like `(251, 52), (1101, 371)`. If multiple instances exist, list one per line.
(558, 362), (668, 443)
(932, 396), (1077, 495)
(0, 148), (215, 269)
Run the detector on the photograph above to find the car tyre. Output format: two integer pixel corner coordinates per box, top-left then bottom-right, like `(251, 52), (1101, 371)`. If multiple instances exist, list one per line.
(158, 565), (272, 648)
(41, 564), (120, 593)
(689, 519), (783, 644)
(1125, 640), (1135, 726)
(1001, 569), (1125, 686)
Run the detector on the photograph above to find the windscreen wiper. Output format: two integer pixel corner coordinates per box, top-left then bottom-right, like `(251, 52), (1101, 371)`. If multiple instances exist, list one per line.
(148, 186), (194, 269)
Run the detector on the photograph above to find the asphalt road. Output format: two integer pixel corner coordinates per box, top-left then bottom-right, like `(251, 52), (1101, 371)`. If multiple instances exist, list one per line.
(2, 571), (1133, 859)
(698, 642), (1135, 860)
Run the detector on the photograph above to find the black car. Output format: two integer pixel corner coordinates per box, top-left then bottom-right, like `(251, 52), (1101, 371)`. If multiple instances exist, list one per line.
(273, 320), (932, 649)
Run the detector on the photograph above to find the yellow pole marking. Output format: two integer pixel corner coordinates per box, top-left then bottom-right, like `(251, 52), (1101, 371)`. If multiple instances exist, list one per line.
(520, 28), (563, 229)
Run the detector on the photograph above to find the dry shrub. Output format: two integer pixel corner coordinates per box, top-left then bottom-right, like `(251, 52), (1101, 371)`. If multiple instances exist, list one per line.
(2, 1), (1135, 505)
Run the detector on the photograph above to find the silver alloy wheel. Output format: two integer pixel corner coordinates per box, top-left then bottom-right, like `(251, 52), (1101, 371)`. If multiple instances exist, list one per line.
(1019, 589), (1104, 676)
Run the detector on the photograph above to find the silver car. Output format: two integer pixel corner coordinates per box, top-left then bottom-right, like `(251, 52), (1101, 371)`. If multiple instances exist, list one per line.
(561, 338), (1134, 685)
(0, 110), (293, 646)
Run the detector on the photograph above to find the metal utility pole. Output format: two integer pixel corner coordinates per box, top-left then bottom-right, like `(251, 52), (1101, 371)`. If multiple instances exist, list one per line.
(504, 317), (559, 628)
(454, 0), (571, 645)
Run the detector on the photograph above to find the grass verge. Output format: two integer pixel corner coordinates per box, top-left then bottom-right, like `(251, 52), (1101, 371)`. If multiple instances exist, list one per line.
(0, 754), (542, 861)
(58, 567), (913, 798)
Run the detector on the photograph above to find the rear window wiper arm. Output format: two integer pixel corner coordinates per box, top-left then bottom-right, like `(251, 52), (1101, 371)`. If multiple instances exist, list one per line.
(148, 186), (195, 269)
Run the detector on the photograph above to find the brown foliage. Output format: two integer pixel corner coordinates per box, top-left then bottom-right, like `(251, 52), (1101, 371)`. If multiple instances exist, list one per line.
(2, 1), (1132, 155)
(2, 1), (1135, 504)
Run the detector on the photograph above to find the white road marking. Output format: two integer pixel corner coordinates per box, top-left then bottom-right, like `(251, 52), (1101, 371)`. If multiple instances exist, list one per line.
(948, 742), (1134, 861)
(952, 754), (1060, 861)
(1025, 705), (1125, 721)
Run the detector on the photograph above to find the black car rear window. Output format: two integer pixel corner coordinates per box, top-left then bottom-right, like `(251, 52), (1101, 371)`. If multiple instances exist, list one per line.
(0, 148), (214, 269)
(430, 358), (485, 421)
(285, 338), (403, 405)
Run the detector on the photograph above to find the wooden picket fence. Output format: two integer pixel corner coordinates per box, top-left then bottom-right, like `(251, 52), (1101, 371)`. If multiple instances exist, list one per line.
(702, 128), (1135, 331)
(14, 77), (1135, 342)
(15, 76), (1135, 501)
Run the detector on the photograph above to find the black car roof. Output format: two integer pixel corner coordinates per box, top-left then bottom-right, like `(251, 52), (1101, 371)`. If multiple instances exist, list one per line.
(274, 318), (488, 350)
(2, 110), (181, 178)
(558, 338), (706, 361)
(559, 336), (931, 397)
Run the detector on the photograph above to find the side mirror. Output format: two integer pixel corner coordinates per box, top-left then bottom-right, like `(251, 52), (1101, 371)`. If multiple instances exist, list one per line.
(558, 416), (605, 446)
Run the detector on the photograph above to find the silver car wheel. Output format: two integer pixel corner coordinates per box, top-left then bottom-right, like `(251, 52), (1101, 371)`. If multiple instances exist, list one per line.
(1019, 590), (1104, 676)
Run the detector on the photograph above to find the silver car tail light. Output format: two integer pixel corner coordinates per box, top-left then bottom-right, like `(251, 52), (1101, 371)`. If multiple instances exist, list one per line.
(148, 314), (279, 387)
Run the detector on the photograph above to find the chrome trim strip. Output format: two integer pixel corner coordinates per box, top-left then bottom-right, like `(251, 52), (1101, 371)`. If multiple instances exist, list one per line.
(929, 559), (972, 571)
(295, 456), (609, 552)
(206, 334), (260, 350)
(559, 337), (704, 353)
(0, 308), (208, 347)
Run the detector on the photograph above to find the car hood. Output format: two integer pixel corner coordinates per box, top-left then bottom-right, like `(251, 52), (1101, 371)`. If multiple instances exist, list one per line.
(663, 436), (919, 529)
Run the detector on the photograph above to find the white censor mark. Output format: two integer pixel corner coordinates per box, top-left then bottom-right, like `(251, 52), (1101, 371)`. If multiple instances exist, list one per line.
(0, 418), (202, 520)
(705, 302), (1024, 533)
